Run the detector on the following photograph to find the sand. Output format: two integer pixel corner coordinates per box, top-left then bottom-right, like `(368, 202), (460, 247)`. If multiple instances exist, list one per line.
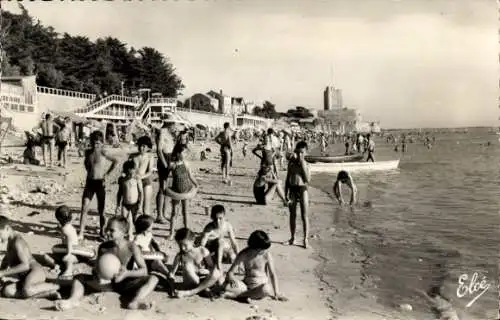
(0, 140), (425, 320)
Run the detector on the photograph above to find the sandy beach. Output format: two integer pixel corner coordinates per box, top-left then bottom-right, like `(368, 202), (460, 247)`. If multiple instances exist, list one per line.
(0, 139), (424, 320)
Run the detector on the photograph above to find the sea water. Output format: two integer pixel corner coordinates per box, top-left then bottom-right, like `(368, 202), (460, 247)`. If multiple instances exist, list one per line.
(310, 129), (499, 319)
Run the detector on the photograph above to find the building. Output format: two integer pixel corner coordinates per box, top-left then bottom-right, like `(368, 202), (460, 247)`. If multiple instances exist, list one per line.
(323, 86), (343, 110)
(187, 93), (218, 112)
(318, 108), (360, 134)
(207, 90), (231, 115)
(244, 101), (256, 114)
(231, 97), (245, 115)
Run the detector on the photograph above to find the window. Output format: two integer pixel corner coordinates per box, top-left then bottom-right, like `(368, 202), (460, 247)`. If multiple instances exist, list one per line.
(19, 105), (25, 112)
(10, 104), (17, 111)
(27, 106), (34, 113)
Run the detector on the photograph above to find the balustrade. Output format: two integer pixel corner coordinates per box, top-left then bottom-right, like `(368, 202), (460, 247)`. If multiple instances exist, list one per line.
(37, 86), (96, 100)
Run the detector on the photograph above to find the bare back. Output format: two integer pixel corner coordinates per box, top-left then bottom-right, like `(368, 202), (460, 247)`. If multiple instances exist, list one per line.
(41, 120), (54, 136)
(241, 249), (269, 280)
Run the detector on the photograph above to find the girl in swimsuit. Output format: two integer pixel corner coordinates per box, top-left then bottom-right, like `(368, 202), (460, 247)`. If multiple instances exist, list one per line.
(223, 230), (287, 303)
(167, 144), (199, 240)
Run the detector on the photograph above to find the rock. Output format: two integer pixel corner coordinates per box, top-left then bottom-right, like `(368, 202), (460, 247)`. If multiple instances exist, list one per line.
(399, 303), (413, 311)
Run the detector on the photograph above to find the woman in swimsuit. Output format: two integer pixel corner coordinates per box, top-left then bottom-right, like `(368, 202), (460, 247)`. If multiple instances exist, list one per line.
(253, 165), (289, 206)
(167, 144), (199, 240)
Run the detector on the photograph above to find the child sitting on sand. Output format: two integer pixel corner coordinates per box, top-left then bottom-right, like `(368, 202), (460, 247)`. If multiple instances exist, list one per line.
(116, 160), (143, 240)
(333, 170), (357, 206)
(285, 141), (311, 249)
(55, 216), (159, 311)
(169, 228), (222, 298)
(222, 230), (287, 303)
(130, 136), (155, 217)
(167, 144), (199, 240)
(253, 165), (289, 206)
(0, 216), (60, 299)
(199, 205), (239, 271)
(43, 205), (85, 278)
(133, 215), (171, 277)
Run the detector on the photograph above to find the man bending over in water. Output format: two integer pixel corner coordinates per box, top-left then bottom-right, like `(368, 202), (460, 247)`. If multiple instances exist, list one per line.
(156, 123), (175, 224)
(333, 170), (357, 206)
(79, 130), (118, 240)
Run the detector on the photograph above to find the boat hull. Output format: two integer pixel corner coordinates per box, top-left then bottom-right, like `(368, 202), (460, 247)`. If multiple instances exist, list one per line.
(305, 154), (364, 163)
(310, 160), (400, 173)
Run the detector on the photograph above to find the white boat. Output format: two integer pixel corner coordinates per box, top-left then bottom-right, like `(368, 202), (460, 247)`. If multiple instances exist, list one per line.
(310, 159), (400, 173)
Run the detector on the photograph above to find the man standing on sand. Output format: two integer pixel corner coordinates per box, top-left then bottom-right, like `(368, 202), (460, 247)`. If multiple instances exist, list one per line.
(365, 134), (375, 162)
(79, 130), (119, 240)
(39, 113), (56, 167)
(156, 121), (175, 224)
(214, 122), (233, 184)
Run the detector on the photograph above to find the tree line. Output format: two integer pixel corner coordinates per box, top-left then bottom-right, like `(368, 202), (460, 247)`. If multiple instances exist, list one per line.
(1, 5), (184, 98)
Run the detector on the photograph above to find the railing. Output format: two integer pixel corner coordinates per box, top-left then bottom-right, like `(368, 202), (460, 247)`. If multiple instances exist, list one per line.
(176, 107), (232, 117)
(149, 97), (177, 105)
(76, 95), (141, 114)
(37, 86), (96, 100)
(136, 98), (151, 118)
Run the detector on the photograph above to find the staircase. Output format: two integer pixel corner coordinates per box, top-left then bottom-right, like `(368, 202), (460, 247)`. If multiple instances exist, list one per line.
(75, 95), (141, 115)
(136, 98), (151, 120)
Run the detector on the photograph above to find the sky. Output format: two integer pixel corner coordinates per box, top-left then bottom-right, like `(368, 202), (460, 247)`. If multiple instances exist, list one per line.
(3, 0), (498, 129)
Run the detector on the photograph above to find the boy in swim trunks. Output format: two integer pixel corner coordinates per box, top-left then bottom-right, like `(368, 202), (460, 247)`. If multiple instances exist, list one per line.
(39, 113), (56, 167)
(170, 228), (222, 298)
(130, 136), (154, 216)
(222, 230), (287, 303)
(43, 205), (85, 278)
(214, 122), (233, 184)
(79, 130), (119, 240)
(156, 123), (175, 224)
(285, 141), (311, 249)
(199, 205), (239, 271)
(56, 117), (72, 168)
(0, 216), (60, 299)
(333, 170), (357, 206)
(116, 160), (143, 239)
(55, 216), (159, 311)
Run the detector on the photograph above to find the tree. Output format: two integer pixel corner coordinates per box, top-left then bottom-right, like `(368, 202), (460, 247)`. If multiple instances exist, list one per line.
(252, 100), (278, 119)
(1, 6), (184, 100)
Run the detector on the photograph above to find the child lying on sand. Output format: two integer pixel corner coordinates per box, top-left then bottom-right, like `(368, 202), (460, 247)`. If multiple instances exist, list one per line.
(170, 228), (222, 298)
(222, 230), (287, 303)
(0, 216), (60, 300)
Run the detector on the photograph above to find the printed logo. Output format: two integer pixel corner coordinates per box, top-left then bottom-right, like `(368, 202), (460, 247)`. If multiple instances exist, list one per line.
(456, 272), (491, 308)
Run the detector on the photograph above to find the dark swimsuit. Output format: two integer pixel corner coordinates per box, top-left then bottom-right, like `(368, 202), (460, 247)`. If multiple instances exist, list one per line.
(171, 163), (192, 193)
(42, 135), (54, 144)
(253, 184), (267, 205)
(83, 179), (106, 202)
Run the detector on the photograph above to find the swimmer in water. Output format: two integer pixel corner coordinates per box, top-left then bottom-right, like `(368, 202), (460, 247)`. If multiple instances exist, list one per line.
(333, 170), (357, 206)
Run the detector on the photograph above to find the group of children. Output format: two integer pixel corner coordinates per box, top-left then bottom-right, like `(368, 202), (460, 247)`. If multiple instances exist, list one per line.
(0, 127), (291, 311)
(0, 202), (286, 311)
